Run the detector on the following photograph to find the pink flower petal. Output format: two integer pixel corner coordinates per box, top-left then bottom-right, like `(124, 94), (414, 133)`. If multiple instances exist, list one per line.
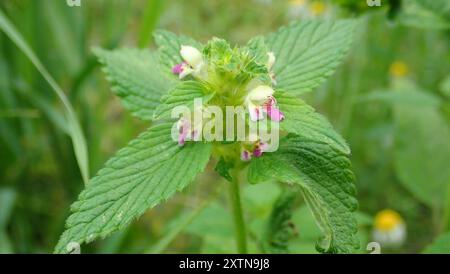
(265, 95), (277, 107)
(178, 134), (186, 146)
(259, 142), (269, 152)
(253, 146), (263, 157)
(177, 118), (191, 146)
(172, 63), (185, 74)
(252, 148), (263, 157)
(241, 150), (251, 161)
(266, 106), (285, 122)
(253, 142), (269, 157)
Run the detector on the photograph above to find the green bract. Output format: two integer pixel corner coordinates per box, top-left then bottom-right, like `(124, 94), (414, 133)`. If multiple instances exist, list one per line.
(55, 19), (358, 254)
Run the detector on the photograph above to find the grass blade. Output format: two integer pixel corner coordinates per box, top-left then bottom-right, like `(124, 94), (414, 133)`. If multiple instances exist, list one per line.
(138, 0), (165, 48)
(0, 8), (89, 184)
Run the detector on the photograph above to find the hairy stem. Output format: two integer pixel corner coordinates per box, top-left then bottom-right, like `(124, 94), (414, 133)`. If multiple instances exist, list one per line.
(229, 170), (248, 254)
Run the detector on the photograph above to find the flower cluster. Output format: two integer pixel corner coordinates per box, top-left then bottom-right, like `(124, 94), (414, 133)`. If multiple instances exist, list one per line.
(171, 41), (284, 161)
(240, 139), (270, 161)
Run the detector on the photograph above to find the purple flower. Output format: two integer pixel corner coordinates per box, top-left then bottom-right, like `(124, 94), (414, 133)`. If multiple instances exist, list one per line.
(240, 150), (251, 161)
(245, 85), (285, 122)
(263, 96), (284, 122)
(172, 62), (186, 74)
(177, 118), (191, 146)
(240, 141), (269, 161)
(172, 45), (207, 79)
(252, 142), (269, 158)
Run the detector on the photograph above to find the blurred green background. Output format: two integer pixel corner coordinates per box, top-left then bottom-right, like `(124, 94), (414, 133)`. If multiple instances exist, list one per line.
(0, 0), (449, 254)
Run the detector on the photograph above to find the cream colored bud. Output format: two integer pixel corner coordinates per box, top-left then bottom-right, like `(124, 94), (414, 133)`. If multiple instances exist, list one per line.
(180, 45), (203, 68)
(247, 85), (275, 101)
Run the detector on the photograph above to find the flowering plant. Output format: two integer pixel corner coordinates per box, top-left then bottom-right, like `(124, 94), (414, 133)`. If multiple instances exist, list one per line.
(55, 19), (358, 254)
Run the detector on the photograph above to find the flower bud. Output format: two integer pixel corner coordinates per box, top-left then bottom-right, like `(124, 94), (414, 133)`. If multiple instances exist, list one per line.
(180, 45), (203, 68)
(247, 85), (274, 101)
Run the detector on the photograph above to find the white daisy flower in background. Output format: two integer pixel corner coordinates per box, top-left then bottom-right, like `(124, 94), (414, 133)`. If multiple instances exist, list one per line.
(372, 209), (407, 248)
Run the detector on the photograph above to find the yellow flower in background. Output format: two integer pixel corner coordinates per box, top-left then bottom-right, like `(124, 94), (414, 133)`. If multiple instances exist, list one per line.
(310, 1), (327, 16)
(389, 61), (409, 78)
(375, 209), (402, 231)
(373, 209), (406, 248)
(288, 0), (331, 19)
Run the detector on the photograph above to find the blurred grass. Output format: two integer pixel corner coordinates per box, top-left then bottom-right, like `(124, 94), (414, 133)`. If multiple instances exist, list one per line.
(0, 8), (89, 184)
(0, 0), (449, 254)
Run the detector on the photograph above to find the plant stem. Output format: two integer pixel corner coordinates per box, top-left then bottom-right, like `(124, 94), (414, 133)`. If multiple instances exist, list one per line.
(229, 170), (247, 254)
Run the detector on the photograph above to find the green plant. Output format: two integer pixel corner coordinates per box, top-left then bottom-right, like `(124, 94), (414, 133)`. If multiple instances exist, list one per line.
(54, 19), (358, 254)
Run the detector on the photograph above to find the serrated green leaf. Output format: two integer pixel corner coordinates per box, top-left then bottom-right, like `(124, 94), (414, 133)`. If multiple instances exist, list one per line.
(265, 20), (356, 95)
(214, 157), (234, 182)
(54, 123), (212, 253)
(262, 191), (297, 254)
(153, 30), (203, 76)
(94, 48), (175, 120)
(277, 91), (350, 154)
(153, 81), (213, 120)
(245, 36), (269, 65)
(248, 135), (358, 253)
